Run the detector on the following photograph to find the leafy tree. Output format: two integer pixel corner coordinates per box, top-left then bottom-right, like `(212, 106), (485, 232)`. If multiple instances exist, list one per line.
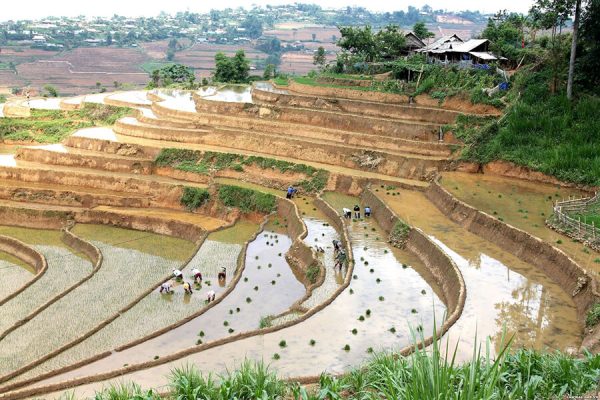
(375, 25), (407, 60)
(43, 85), (58, 97)
(106, 32), (113, 46)
(148, 64), (195, 88)
(214, 50), (250, 83)
(338, 25), (377, 62)
(578, 0), (600, 89)
(413, 21), (435, 40)
(241, 15), (263, 38)
(263, 63), (275, 79)
(313, 46), (326, 68)
(481, 13), (526, 63)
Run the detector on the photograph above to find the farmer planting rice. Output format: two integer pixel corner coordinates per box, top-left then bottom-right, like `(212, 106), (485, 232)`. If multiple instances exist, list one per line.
(191, 267), (202, 284)
(353, 204), (361, 219)
(335, 250), (347, 269)
(159, 280), (173, 294)
(182, 281), (193, 295)
(172, 268), (183, 280)
(218, 267), (226, 281)
(364, 206), (371, 218)
(332, 239), (342, 253)
(206, 289), (216, 302)
(342, 207), (352, 219)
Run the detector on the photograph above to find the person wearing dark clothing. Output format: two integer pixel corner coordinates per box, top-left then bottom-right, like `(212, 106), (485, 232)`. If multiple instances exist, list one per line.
(218, 267), (227, 281)
(332, 240), (341, 253)
(353, 205), (361, 219)
(335, 250), (347, 269)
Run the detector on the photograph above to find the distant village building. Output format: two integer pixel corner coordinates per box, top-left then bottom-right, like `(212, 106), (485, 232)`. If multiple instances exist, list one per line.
(404, 32), (425, 54)
(418, 35), (506, 65)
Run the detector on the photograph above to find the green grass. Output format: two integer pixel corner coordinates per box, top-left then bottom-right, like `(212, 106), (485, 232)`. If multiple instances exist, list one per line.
(389, 219), (411, 248)
(0, 103), (131, 143)
(305, 263), (320, 284)
(155, 148), (329, 193)
(273, 76), (289, 86)
(218, 185), (276, 214)
(180, 187), (210, 211)
(457, 67), (600, 186)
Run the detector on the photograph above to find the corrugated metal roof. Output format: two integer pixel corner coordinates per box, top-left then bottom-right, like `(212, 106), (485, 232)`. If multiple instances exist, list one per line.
(452, 39), (489, 52)
(469, 51), (497, 60)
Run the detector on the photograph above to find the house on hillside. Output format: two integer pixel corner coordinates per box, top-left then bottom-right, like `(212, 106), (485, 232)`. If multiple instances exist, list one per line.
(419, 35), (506, 65)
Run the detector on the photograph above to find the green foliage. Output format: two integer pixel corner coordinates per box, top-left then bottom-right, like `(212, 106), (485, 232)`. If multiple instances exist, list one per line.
(578, 0), (600, 90)
(0, 104), (129, 143)
(180, 187), (210, 211)
(263, 64), (276, 79)
(148, 64), (195, 88)
(155, 149), (328, 193)
(214, 50), (250, 84)
(389, 219), (411, 248)
(337, 24), (406, 63)
(94, 382), (160, 400)
(259, 316), (273, 329)
(313, 46), (326, 68)
(458, 66), (600, 185)
(43, 85), (58, 97)
(412, 21), (435, 40)
(0, 94), (7, 103)
(306, 264), (320, 284)
(586, 303), (600, 327)
(481, 13), (528, 64)
(218, 185), (276, 213)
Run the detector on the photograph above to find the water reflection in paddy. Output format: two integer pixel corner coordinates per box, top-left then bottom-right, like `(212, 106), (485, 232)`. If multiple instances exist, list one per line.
(37, 219), (303, 383)
(202, 85), (252, 103)
(377, 188), (582, 357)
(77, 193), (445, 389)
(153, 90), (196, 112)
(441, 172), (600, 277)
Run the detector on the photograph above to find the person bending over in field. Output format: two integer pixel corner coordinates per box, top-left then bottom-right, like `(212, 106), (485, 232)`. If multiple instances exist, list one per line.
(335, 250), (347, 270)
(191, 267), (202, 284)
(218, 267), (226, 281)
(332, 240), (341, 253)
(343, 208), (352, 219)
(159, 280), (173, 294)
(172, 268), (183, 280)
(206, 290), (216, 302)
(182, 281), (193, 295)
(364, 206), (371, 218)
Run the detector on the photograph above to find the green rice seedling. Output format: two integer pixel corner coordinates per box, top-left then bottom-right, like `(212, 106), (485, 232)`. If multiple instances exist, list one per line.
(411, 309), (418, 314)
(271, 280), (276, 285)
(246, 297), (252, 303)
(358, 316), (365, 321)
(228, 328), (234, 333)
(366, 347), (374, 353)
(353, 274), (358, 279)
(236, 307), (240, 312)
(351, 328), (358, 335)
(229, 309), (233, 315)
(384, 249), (388, 254)
(273, 353), (280, 360)
(370, 269), (374, 273)
(198, 331), (205, 337)
(279, 340), (287, 348)
(196, 339), (202, 345)
(349, 289), (354, 294)
(389, 327), (396, 333)
(379, 296), (385, 301)
(421, 289), (427, 295)
(254, 286), (259, 291)
(343, 344), (351, 351)
(154, 355), (159, 360)
(366, 309), (371, 316)
(309, 339), (316, 346)
(223, 321), (229, 326)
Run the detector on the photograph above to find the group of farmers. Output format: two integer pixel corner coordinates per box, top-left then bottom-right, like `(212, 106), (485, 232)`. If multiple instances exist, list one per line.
(342, 204), (371, 219)
(159, 266), (227, 303)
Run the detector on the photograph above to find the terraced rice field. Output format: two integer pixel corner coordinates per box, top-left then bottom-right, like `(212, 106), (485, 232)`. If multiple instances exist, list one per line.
(0, 225), (195, 378)
(0, 227), (92, 336)
(0, 252), (34, 300)
(9, 221), (259, 382)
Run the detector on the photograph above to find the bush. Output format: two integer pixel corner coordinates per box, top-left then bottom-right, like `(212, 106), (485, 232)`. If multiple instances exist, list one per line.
(389, 219), (411, 248)
(306, 264), (320, 284)
(587, 303), (600, 327)
(218, 185), (276, 213)
(180, 187), (210, 210)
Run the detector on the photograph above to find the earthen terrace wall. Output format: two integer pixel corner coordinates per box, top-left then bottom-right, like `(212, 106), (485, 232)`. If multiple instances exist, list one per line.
(253, 86), (460, 125)
(0, 236), (47, 307)
(426, 178), (600, 351)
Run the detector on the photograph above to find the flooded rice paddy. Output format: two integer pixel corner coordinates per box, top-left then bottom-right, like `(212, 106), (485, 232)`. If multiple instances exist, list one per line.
(0, 225), (194, 378)
(106, 91), (151, 106)
(0, 226), (92, 343)
(57, 193), (446, 392)
(152, 90), (196, 112)
(201, 85), (252, 103)
(10, 221), (260, 383)
(0, 251), (34, 300)
(441, 172), (600, 277)
(31, 217), (304, 384)
(377, 187), (582, 356)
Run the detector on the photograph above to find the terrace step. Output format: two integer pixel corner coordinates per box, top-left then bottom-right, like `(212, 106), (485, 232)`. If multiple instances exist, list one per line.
(151, 102), (454, 157)
(68, 128), (429, 190)
(16, 144), (154, 175)
(0, 178), (151, 209)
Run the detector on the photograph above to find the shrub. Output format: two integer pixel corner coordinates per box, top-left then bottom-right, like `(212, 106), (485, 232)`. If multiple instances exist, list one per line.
(180, 187), (210, 210)
(389, 219), (411, 248)
(586, 303), (600, 327)
(218, 185), (276, 213)
(306, 264), (320, 284)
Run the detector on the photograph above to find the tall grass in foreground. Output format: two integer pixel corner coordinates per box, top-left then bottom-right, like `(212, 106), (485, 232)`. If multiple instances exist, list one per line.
(91, 328), (600, 400)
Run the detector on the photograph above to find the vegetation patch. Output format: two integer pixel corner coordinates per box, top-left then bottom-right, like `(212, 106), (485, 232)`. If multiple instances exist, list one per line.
(180, 187), (210, 211)
(0, 103), (130, 143)
(305, 263), (320, 284)
(218, 185), (276, 213)
(586, 303), (600, 327)
(389, 219), (411, 248)
(155, 148), (329, 193)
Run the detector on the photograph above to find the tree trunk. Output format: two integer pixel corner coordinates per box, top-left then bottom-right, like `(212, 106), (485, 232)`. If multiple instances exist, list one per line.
(567, 0), (582, 100)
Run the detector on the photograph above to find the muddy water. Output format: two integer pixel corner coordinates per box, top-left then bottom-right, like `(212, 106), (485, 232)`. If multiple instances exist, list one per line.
(253, 82), (289, 95)
(377, 188), (582, 357)
(153, 90), (196, 112)
(0, 251), (34, 300)
(35, 221), (304, 384)
(50, 194), (445, 394)
(441, 172), (600, 277)
(107, 91), (151, 106)
(203, 85), (252, 103)
(11, 221), (260, 383)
